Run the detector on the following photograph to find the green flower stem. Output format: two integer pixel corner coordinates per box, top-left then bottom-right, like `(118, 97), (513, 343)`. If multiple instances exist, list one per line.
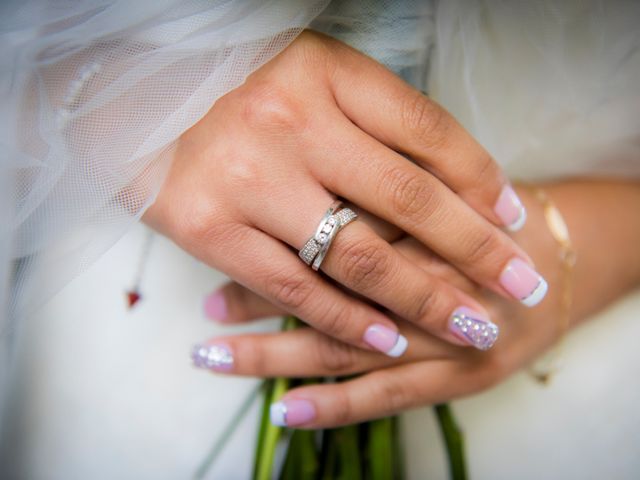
(434, 404), (467, 480)
(392, 416), (405, 480)
(279, 379), (321, 480)
(252, 316), (299, 480)
(321, 425), (362, 480)
(367, 418), (395, 480)
(279, 429), (319, 480)
(336, 425), (362, 480)
(253, 376), (289, 480)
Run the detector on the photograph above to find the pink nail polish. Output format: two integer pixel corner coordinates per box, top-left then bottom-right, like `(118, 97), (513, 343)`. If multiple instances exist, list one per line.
(191, 343), (234, 372)
(204, 290), (228, 321)
(494, 185), (527, 232)
(363, 324), (408, 357)
(500, 258), (548, 307)
(449, 307), (499, 350)
(270, 399), (316, 427)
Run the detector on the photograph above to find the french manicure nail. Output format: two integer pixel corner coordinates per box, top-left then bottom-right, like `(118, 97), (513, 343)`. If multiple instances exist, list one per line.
(191, 343), (234, 372)
(204, 290), (228, 321)
(270, 399), (316, 427)
(449, 307), (499, 350)
(495, 185), (527, 232)
(363, 324), (408, 357)
(500, 258), (548, 307)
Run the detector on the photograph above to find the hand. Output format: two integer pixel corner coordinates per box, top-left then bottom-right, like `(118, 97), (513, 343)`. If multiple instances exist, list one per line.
(145, 30), (542, 357)
(192, 180), (640, 428)
(192, 233), (552, 427)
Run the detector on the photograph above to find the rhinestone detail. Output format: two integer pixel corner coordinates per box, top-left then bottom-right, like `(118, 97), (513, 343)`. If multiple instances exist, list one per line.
(299, 237), (322, 264)
(191, 344), (234, 370)
(334, 208), (357, 228)
(299, 205), (357, 268)
(451, 313), (499, 351)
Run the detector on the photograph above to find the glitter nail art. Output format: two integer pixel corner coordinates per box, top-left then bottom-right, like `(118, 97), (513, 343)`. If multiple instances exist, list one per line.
(191, 343), (234, 371)
(450, 308), (499, 351)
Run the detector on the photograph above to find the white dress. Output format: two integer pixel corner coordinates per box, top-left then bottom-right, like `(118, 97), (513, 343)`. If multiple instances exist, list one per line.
(2, 1), (640, 478)
(4, 228), (640, 479)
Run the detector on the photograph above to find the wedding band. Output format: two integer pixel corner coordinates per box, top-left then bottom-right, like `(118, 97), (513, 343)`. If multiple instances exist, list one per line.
(312, 207), (357, 271)
(298, 202), (358, 270)
(298, 201), (341, 265)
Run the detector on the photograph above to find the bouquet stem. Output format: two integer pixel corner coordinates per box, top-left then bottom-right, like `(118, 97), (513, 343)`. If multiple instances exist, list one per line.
(250, 316), (469, 480)
(252, 316), (298, 480)
(434, 404), (467, 480)
(197, 318), (469, 480)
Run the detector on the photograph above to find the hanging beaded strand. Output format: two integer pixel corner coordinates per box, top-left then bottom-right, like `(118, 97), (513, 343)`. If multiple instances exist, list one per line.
(126, 229), (155, 309)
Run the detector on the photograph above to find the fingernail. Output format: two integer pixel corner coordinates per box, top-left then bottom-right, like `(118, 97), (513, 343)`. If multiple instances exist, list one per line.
(270, 399), (316, 427)
(449, 307), (499, 350)
(500, 258), (548, 307)
(495, 185), (527, 232)
(363, 324), (408, 357)
(191, 343), (234, 372)
(204, 290), (228, 321)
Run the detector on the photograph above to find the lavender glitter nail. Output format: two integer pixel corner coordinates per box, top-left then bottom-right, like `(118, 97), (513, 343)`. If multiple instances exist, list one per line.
(450, 308), (499, 351)
(191, 343), (234, 371)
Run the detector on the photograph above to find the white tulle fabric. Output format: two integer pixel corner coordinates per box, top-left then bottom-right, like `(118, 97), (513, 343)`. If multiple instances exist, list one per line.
(2, 0), (640, 359)
(1, 0), (328, 325)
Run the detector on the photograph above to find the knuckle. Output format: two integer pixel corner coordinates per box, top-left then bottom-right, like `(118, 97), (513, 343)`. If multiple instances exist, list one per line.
(176, 202), (240, 248)
(374, 374), (415, 415)
(293, 30), (334, 67)
(234, 336), (266, 376)
(334, 237), (392, 290)
(207, 221), (253, 250)
(240, 82), (307, 134)
(383, 167), (442, 222)
(177, 206), (215, 243)
(222, 152), (263, 191)
(312, 301), (352, 340)
(314, 335), (357, 373)
(413, 286), (441, 324)
(473, 151), (499, 185)
(265, 270), (313, 311)
(461, 229), (502, 267)
(331, 388), (354, 426)
(402, 92), (450, 149)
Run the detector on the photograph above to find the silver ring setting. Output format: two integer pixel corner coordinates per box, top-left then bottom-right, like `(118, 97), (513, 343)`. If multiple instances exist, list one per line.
(299, 202), (358, 271)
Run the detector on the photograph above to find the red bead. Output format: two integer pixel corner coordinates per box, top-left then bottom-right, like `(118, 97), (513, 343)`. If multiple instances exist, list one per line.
(126, 291), (141, 308)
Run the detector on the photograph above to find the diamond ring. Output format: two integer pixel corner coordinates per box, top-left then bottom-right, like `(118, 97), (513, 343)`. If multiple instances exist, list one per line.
(298, 202), (358, 271)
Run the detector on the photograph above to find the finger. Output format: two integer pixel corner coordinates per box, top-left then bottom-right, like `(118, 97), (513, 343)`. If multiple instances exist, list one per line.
(209, 233), (474, 326)
(308, 115), (548, 307)
(248, 183), (499, 349)
(191, 325), (453, 378)
(322, 221), (500, 349)
(391, 237), (477, 292)
(268, 359), (493, 429)
(326, 36), (526, 231)
(205, 233), (476, 327)
(198, 223), (409, 357)
(204, 208), (400, 325)
(204, 281), (285, 323)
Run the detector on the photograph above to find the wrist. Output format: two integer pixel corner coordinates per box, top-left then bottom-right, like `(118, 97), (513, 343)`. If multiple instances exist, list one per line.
(513, 180), (640, 329)
(510, 185), (568, 342)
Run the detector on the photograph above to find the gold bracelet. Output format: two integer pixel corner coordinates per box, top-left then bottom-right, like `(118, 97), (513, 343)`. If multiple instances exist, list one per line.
(526, 186), (577, 385)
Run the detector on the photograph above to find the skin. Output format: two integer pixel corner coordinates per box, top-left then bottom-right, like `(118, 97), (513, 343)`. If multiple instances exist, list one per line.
(205, 180), (640, 428)
(144, 31), (537, 354)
